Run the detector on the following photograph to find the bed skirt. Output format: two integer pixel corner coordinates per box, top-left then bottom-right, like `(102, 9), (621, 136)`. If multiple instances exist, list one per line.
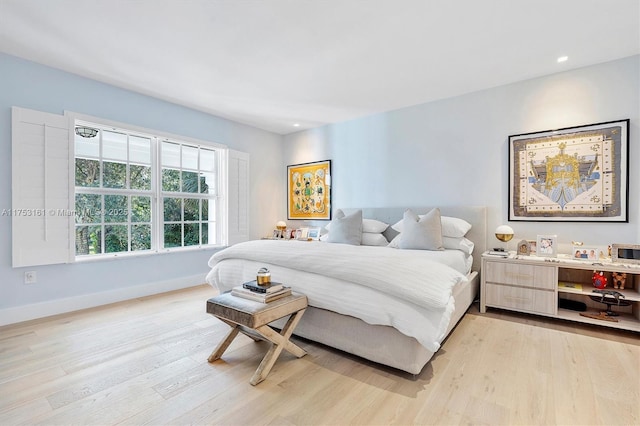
(271, 271), (479, 375)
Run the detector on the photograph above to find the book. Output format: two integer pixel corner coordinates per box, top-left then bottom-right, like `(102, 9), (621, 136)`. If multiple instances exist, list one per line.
(231, 286), (291, 303)
(486, 250), (509, 257)
(242, 280), (285, 294)
(558, 282), (583, 291)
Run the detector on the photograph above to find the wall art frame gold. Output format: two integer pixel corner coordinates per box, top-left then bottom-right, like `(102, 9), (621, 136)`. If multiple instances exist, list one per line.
(509, 119), (629, 222)
(287, 160), (331, 220)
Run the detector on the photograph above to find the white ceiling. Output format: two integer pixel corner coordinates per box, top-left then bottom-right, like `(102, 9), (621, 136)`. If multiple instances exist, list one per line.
(1, 0), (638, 135)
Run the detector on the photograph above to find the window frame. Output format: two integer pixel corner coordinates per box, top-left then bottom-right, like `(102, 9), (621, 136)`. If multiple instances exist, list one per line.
(70, 113), (227, 261)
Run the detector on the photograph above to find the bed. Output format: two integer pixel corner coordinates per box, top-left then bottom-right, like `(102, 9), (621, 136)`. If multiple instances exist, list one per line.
(205, 206), (487, 374)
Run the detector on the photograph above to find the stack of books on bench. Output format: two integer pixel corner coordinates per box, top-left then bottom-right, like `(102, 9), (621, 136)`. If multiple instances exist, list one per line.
(231, 280), (291, 303)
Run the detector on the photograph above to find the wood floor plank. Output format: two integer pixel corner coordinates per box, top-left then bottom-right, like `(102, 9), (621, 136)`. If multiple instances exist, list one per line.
(0, 284), (637, 426)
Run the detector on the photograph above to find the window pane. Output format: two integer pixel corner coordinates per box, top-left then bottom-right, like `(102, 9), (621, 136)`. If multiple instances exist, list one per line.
(162, 142), (180, 167)
(131, 224), (151, 251)
(75, 158), (100, 187)
(163, 197), (181, 222)
(184, 223), (199, 246)
(129, 135), (151, 164)
(164, 224), (181, 247)
(202, 222), (209, 245)
(105, 225), (128, 253)
(130, 164), (151, 190)
(103, 161), (126, 188)
(104, 195), (128, 223)
(184, 198), (199, 221)
(75, 193), (102, 224)
(75, 225), (102, 255)
(102, 131), (127, 161)
(182, 145), (198, 170)
(131, 196), (151, 222)
(200, 148), (216, 172)
(75, 132), (100, 158)
(200, 172), (214, 194)
(203, 222), (215, 245)
(162, 168), (180, 192)
(202, 199), (214, 220)
(181, 171), (199, 193)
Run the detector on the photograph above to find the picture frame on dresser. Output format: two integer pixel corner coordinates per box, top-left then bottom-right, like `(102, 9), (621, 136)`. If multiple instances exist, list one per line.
(536, 234), (557, 257)
(508, 119), (629, 222)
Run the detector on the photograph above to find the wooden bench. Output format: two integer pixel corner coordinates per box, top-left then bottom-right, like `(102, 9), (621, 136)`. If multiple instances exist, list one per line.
(206, 291), (308, 385)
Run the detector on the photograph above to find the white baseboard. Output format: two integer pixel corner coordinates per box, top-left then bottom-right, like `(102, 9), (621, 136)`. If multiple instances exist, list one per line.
(0, 274), (206, 327)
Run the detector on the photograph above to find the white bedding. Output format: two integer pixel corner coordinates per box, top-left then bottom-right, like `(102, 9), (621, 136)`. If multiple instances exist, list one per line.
(206, 240), (472, 352)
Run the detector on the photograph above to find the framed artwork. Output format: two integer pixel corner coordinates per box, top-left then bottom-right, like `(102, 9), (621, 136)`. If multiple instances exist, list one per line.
(307, 227), (321, 240)
(517, 239), (531, 256)
(536, 235), (557, 257)
(297, 227), (309, 240)
(509, 119), (629, 222)
(287, 160), (331, 220)
(527, 239), (537, 254)
(572, 245), (600, 260)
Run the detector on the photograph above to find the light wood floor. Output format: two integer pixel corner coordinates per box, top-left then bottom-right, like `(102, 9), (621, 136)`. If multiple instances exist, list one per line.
(0, 285), (638, 426)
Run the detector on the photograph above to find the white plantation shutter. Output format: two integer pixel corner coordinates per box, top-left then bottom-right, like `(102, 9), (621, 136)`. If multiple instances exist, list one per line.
(227, 149), (250, 245)
(12, 107), (73, 267)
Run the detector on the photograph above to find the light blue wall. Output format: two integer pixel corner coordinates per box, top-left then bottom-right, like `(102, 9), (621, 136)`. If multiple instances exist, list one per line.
(284, 56), (640, 253)
(0, 53), (284, 316)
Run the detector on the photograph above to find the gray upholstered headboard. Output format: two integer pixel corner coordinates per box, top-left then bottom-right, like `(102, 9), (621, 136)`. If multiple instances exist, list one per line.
(341, 206), (487, 272)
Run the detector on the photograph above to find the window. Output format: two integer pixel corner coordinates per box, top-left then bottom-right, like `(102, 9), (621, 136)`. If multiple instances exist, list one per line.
(11, 107), (248, 267)
(74, 122), (220, 258)
(160, 141), (217, 248)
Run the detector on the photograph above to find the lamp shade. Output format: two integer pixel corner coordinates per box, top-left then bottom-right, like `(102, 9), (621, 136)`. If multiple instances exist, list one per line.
(276, 221), (287, 230)
(495, 225), (514, 242)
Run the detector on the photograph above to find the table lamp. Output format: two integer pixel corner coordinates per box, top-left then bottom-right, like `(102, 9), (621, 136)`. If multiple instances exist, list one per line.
(494, 225), (514, 251)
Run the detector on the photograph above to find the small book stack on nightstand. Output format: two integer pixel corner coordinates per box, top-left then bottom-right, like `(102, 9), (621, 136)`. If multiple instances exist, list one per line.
(231, 280), (292, 303)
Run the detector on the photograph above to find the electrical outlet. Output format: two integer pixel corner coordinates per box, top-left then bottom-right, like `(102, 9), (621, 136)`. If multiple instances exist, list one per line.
(24, 271), (37, 284)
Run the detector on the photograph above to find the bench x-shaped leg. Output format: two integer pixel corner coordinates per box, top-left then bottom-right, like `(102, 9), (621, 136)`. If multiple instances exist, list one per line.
(250, 308), (307, 385)
(207, 309), (307, 385)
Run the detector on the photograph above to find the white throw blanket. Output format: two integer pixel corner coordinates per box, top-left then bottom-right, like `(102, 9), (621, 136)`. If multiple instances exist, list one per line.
(209, 240), (467, 310)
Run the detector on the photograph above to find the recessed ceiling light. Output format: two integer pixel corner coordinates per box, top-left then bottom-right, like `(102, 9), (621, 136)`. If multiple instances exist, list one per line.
(293, 123), (300, 127)
(557, 56), (568, 63)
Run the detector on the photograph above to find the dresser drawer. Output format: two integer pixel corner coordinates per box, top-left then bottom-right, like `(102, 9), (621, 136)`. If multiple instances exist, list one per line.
(485, 262), (555, 290)
(484, 283), (556, 315)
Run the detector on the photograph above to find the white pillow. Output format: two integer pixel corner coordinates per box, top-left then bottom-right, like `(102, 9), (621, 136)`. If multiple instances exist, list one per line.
(442, 236), (474, 255)
(361, 233), (388, 246)
(392, 214), (471, 238)
(398, 208), (444, 250)
(327, 209), (363, 245)
(441, 216), (472, 238)
(325, 218), (388, 233)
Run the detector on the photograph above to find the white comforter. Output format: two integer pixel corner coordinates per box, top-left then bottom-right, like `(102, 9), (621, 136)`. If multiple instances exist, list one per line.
(206, 240), (468, 351)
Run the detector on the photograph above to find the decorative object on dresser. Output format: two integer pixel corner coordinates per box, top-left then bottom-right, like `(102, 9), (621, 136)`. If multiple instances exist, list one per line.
(481, 252), (640, 332)
(508, 119), (629, 222)
(592, 271), (608, 289)
(517, 239), (531, 255)
(287, 160), (331, 220)
(611, 243), (640, 264)
(612, 272), (627, 289)
(536, 234), (557, 257)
